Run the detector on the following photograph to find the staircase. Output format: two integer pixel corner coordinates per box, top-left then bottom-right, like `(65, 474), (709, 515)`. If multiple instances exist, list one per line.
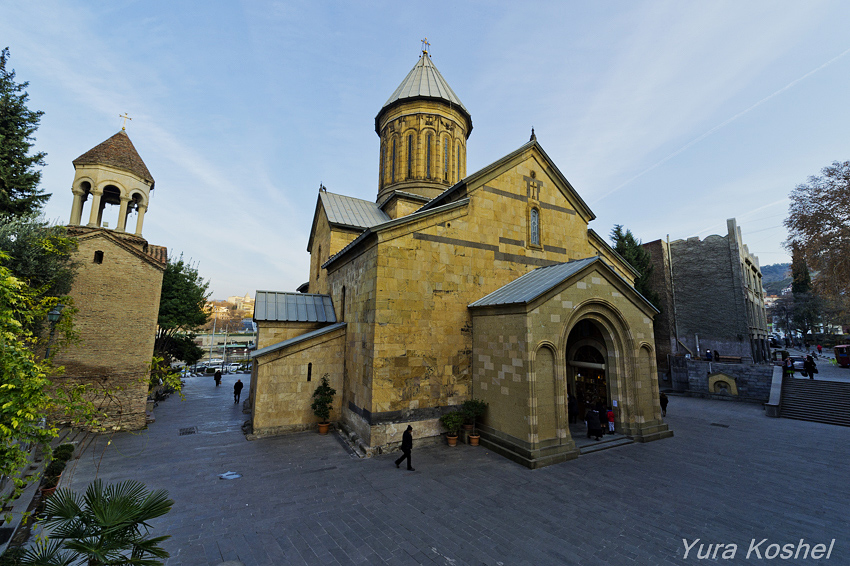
(780, 378), (850, 427)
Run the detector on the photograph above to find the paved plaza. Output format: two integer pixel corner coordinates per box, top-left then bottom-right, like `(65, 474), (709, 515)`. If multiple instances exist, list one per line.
(55, 370), (850, 565)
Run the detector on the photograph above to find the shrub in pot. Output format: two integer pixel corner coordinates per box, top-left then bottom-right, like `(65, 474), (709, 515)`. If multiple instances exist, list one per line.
(439, 411), (465, 446)
(311, 374), (336, 435)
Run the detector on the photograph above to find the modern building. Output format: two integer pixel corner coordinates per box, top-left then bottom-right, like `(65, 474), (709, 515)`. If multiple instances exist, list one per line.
(644, 218), (769, 386)
(250, 49), (671, 468)
(54, 130), (167, 430)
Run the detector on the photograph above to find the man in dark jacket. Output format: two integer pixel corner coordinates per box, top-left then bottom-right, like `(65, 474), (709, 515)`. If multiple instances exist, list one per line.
(394, 425), (415, 471)
(585, 408), (603, 441)
(233, 379), (244, 404)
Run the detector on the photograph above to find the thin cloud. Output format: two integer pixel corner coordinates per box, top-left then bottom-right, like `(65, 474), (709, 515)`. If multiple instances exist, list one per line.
(591, 46), (850, 205)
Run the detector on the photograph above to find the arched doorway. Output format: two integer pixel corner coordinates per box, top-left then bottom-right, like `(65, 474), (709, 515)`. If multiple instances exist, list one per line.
(566, 319), (610, 423)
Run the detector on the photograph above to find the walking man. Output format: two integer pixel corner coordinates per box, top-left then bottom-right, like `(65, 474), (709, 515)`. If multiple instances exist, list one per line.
(233, 379), (244, 404)
(394, 425), (415, 471)
(214, 369), (222, 387)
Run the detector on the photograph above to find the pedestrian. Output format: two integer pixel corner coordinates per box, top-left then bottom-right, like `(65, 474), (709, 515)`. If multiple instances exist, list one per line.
(714, 349), (720, 361)
(783, 356), (794, 378)
(394, 425), (415, 471)
(804, 355), (817, 380)
(567, 392), (577, 424)
(214, 369), (221, 387)
(233, 379), (243, 403)
(585, 407), (603, 441)
(606, 408), (615, 434)
(660, 392), (668, 417)
(817, 344), (823, 355)
(705, 349), (713, 361)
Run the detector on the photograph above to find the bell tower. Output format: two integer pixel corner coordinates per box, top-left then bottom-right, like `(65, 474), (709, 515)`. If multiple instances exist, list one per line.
(375, 42), (472, 204)
(68, 128), (155, 237)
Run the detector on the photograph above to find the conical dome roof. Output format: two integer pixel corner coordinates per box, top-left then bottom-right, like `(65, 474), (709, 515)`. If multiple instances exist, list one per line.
(73, 131), (155, 188)
(376, 52), (471, 133)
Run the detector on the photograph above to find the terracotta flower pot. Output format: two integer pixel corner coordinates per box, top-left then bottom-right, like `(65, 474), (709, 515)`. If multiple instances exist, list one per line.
(447, 434), (458, 447)
(318, 422), (330, 435)
(469, 434), (480, 446)
(462, 423), (474, 431)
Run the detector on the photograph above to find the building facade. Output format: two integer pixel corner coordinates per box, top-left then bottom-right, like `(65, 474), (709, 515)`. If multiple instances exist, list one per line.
(644, 218), (770, 387)
(54, 130), (166, 430)
(250, 50), (672, 468)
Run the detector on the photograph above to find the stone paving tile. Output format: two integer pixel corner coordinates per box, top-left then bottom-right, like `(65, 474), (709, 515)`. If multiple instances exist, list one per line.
(57, 371), (850, 565)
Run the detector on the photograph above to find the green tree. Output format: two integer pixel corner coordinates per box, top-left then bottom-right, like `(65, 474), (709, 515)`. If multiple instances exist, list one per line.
(20, 479), (173, 566)
(785, 160), (850, 312)
(789, 246), (821, 337)
(154, 255), (210, 365)
(610, 224), (661, 310)
(0, 47), (49, 216)
(0, 253), (86, 512)
(0, 215), (78, 336)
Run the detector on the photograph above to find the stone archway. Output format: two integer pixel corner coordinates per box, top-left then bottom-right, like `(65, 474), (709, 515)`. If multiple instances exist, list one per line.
(560, 300), (636, 434)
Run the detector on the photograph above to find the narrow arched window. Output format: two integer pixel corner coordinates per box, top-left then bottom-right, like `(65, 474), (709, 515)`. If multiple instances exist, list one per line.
(456, 141), (460, 179)
(316, 246), (321, 281)
(94, 250), (104, 264)
(391, 139), (396, 183)
(307, 363), (312, 382)
(340, 286), (346, 322)
(427, 134), (432, 178)
(407, 135), (413, 179)
(530, 209), (540, 246)
(380, 143), (385, 187)
(443, 138), (449, 180)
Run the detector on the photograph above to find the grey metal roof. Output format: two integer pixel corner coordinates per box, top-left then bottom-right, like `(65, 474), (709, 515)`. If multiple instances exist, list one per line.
(382, 53), (469, 114)
(322, 197), (470, 270)
(469, 257), (600, 308)
(320, 192), (390, 229)
(253, 291), (337, 323)
(252, 322), (346, 359)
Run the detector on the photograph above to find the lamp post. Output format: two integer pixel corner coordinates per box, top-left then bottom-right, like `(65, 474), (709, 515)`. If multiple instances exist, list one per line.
(45, 304), (65, 359)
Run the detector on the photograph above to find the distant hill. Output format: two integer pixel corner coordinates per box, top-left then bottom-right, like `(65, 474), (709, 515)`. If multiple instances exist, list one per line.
(761, 262), (791, 295)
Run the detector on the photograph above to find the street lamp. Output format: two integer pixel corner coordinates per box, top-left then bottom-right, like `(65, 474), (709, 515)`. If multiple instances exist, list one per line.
(45, 303), (65, 359)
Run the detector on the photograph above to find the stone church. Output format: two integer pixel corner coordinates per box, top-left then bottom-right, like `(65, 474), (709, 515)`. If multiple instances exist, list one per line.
(54, 129), (167, 430)
(250, 49), (671, 468)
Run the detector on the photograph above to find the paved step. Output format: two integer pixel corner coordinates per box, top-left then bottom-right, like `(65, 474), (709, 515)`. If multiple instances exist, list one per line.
(579, 437), (634, 455)
(780, 378), (850, 427)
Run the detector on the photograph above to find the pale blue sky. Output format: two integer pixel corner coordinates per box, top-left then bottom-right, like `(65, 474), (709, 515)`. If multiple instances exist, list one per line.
(4, 1), (849, 298)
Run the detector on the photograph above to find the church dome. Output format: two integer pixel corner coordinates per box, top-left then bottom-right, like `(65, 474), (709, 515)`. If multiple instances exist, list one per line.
(375, 49), (472, 203)
(376, 52), (472, 135)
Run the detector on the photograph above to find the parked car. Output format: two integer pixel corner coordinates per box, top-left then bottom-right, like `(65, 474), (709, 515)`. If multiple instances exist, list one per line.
(228, 363), (241, 373)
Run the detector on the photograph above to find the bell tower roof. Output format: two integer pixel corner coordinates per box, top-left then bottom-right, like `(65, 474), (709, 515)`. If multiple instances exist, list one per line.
(73, 130), (155, 189)
(376, 51), (472, 134)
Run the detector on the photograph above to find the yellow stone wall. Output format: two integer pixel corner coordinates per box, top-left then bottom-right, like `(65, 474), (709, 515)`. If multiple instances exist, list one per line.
(257, 321), (326, 350)
(308, 205), (361, 296)
(252, 326), (346, 436)
(54, 231), (164, 430)
(324, 146), (648, 448)
(471, 309), (530, 441)
(471, 263), (664, 457)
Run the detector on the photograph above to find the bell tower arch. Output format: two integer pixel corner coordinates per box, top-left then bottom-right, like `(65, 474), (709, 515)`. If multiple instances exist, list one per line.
(68, 129), (155, 237)
(375, 44), (472, 204)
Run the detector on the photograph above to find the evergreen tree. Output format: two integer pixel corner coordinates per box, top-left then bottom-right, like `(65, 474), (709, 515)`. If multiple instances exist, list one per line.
(610, 224), (661, 310)
(155, 255), (211, 364)
(0, 47), (49, 216)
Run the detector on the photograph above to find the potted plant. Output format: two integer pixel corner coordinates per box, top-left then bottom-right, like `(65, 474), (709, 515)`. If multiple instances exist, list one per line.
(439, 411), (465, 447)
(40, 458), (67, 498)
(311, 374), (336, 435)
(461, 399), (488, 446)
